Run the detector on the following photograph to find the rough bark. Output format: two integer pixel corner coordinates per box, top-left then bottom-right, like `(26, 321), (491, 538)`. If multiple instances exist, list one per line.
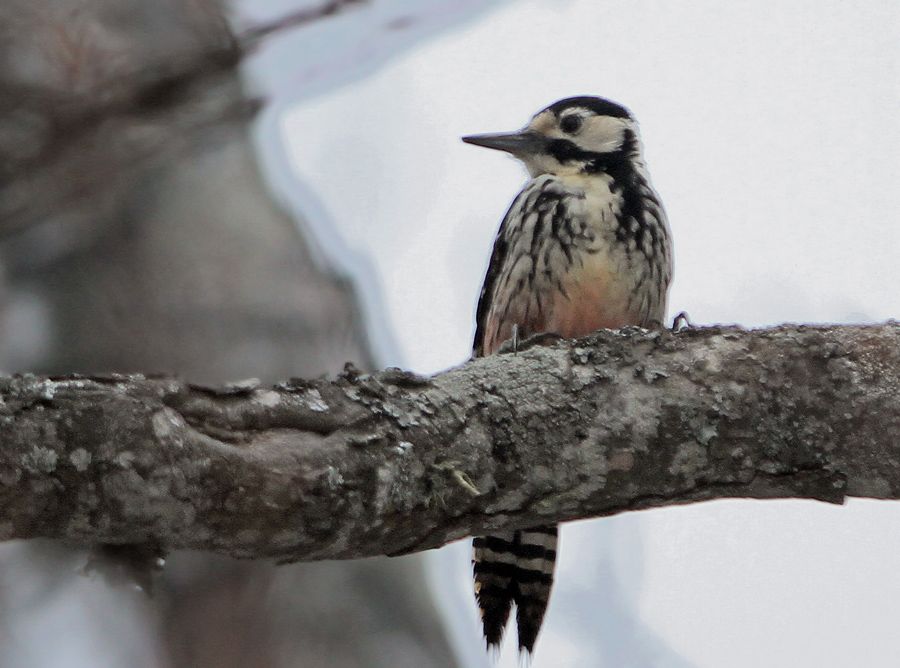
(2, 323), (897, 561)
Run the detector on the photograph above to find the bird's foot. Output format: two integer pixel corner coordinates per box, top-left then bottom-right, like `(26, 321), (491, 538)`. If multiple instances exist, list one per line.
(671, 311), (693, 332)
(498, 324), (519, 354)
(499, 331), (564, 354)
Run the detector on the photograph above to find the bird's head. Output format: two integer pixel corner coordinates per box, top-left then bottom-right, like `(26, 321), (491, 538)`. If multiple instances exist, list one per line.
(462, 96), (640, 177)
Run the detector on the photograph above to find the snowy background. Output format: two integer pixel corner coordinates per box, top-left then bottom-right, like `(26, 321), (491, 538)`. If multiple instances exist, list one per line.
(240, 0), (900, 666)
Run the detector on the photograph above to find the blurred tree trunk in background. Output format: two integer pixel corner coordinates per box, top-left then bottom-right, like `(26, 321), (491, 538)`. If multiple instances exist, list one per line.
(0, 1), (457, 666)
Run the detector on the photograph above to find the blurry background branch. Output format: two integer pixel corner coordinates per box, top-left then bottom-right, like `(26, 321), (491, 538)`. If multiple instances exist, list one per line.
(240, 0), (367, 48)
(0, 0), (372, 239)
(0, 1), (462, 665)
(3, 323), (899, 561)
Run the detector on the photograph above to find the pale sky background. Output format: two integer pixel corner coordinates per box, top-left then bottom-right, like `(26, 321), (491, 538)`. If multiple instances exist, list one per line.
(250, 1), (900, 666)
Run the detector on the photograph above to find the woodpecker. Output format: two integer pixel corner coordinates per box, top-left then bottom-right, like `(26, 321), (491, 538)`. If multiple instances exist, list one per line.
(463, 96), (672, 655)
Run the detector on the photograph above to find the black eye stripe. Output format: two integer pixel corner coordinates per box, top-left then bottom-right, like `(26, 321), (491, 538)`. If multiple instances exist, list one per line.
(546, 136), (634, 172)
(547, 138), (590, 162)
(560, 115), (583, 134)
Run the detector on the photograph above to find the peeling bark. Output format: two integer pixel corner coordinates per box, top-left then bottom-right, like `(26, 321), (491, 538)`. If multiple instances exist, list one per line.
(2, 323), (899, 562)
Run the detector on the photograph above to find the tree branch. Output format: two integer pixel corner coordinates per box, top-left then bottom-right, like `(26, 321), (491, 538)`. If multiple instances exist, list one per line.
(2, 323), (899, 562)
(239, 0), (368, 49)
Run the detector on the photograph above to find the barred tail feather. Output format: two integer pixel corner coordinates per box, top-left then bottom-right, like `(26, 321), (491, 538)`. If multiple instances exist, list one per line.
(473, 525), (558, 654)
(513, 527), (558, 653)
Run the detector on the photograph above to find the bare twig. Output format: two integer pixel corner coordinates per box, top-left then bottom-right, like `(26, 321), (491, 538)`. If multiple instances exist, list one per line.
(239, 0), (368, 50)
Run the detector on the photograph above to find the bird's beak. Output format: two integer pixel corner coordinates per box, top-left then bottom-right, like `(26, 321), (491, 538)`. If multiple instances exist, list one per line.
(461, 130), (546, 156)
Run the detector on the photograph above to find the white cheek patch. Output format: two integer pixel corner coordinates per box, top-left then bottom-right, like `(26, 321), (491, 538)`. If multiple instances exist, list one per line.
(579, 115), (627, 153)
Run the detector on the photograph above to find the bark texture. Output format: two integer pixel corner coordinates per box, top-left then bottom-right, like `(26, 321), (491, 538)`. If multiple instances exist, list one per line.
(3, 323), (898, 561)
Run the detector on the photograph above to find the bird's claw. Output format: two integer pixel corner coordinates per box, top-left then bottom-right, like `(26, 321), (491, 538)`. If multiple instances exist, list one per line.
(499, 330), (564, 354)
(671, 311), (693, 332)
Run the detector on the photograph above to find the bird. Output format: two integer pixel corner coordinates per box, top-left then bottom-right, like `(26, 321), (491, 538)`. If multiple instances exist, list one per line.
(463, 96), (673, 655)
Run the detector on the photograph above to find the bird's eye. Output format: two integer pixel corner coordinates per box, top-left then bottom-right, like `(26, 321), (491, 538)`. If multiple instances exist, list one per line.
(560, 115), (583, 134)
